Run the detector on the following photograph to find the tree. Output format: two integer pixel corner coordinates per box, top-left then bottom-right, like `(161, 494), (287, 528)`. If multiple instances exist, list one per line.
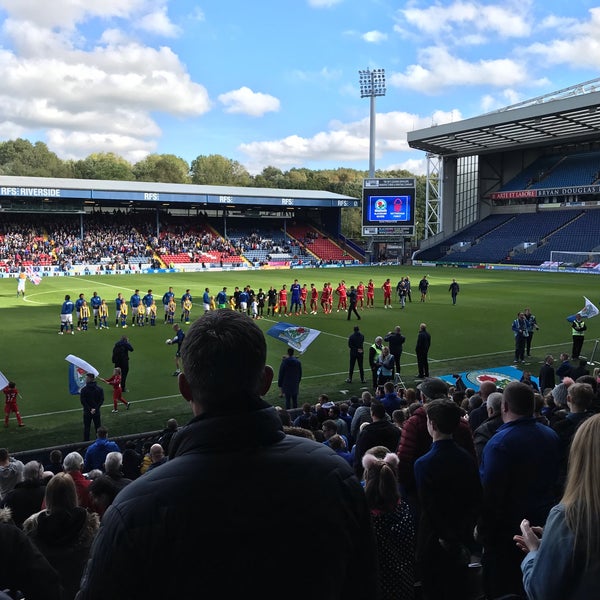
(133, 154), (190, 183)
(190, 154), (251, 186)
(73, 153), (135, 181)
(0, 139), (71, 177)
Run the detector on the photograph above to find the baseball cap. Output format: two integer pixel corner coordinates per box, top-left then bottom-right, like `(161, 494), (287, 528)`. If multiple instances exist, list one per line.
(417, 377), (449, 400)
(322, 401), (335, 409)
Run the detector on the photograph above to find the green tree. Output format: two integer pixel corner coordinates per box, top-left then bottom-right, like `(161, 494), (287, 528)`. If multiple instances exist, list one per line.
(133, 154), (190, 183)
(251, 166), (285, 188)
(0, 139), (71, 177)
(73, 153), (135, 181)
(190, 154), (251, 186)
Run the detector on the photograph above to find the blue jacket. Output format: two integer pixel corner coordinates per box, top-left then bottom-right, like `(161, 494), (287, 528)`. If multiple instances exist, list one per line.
(521, 504), (600, 600)
(84, 438), (121, 472)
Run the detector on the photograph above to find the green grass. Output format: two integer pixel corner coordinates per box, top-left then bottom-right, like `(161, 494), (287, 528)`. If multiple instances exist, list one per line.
(1, 266), (597, 452)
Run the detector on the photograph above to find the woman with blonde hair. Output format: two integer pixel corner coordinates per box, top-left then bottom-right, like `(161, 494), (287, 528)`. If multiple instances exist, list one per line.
(362, 450), (415, 599)
(514, 413), (600, 599)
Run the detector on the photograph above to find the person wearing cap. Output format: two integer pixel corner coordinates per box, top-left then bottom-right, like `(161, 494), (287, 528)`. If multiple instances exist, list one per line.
(346, 325), (365, 384)
(397, 377), (475, 512)
(78, 310), (379, 600)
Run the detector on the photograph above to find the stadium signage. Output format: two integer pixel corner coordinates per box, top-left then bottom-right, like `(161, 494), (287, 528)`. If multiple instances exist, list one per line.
(1, 186), (61, 197)
(491, 185), (600, 200)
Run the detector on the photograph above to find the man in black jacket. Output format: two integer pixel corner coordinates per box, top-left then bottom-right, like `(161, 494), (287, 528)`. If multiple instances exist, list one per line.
(80, 373), (104, 442)
(415, 322), (431, 379)
(112, 335), (134, 392)
(538, 354), (556, 393)
(346, 325), (365, 383)
(78, 310), (378, 600)
(384, 325), (406, 376)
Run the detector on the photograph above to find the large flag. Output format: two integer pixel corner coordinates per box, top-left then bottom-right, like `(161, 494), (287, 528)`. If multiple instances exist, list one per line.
(65, 355), (99, 395)
(266, 323), (321, 354)
(0, 370), (9, 390)
(567, 296), (599, 322)
(25, 267), (41, 285)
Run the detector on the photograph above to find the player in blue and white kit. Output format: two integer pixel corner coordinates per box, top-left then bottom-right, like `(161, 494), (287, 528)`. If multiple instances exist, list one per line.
(162, 287), (175, 324)
(75, 293), (85, 330)
(90, 291), (102, 329)
(130, 289), (141, 327)
(115, 293), (124, 327)
(59, 294), (75, 335)
(142, 289), (154, 325)
(202, 288), (211, 314)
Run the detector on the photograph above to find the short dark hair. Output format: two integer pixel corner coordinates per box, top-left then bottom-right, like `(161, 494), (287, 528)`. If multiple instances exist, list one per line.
(503, 381), (535, 416)
(181, 311), (267, 410)
(370, 402), (386, 420)
(425, 399), (463, 435)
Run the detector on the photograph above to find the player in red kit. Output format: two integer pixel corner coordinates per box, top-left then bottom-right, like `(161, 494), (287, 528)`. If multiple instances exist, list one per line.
(356, 281), (365, 310)
(3, 381), (24, 427)
(382, 278), (392, 309)
(336, 281), (347, 312)
(320, 283), (330, 314)
(300, 284), (308, 314)
(101, 367), (130, 412)
(310, 283), (319, 314)
(366, 279), (375, 308)
(278, 285), (288, 316)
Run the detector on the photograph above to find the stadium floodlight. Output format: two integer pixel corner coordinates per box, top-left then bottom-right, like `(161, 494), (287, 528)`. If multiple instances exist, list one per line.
(359, 68), (386, 178)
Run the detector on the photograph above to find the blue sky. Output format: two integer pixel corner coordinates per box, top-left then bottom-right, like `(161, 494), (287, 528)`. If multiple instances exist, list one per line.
(0, 0), (599, 175)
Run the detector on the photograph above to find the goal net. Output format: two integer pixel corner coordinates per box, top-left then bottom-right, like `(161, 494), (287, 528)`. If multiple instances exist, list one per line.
(549, 251), (600, 269)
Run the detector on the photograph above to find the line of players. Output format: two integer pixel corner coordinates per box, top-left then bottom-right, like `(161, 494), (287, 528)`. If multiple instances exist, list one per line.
(60, 288), (194, 333)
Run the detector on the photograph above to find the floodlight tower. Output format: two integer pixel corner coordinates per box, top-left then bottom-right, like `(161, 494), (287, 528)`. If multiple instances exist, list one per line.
(359, 68), (386, 178)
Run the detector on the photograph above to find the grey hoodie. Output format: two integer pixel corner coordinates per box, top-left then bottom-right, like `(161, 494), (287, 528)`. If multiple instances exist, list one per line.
(0, 457), (24, 501)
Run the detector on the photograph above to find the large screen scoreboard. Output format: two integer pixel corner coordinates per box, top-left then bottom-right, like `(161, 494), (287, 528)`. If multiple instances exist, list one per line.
(362, 177), (416, 236)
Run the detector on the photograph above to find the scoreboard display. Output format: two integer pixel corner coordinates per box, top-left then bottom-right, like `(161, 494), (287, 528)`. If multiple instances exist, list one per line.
(362, 178), (416, 236)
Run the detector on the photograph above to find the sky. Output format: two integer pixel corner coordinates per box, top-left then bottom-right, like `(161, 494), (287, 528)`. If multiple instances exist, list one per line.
(1, 0), (599, 176)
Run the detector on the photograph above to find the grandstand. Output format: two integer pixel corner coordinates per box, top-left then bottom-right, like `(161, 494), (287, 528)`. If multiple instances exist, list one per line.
(407, 79), (600, 270)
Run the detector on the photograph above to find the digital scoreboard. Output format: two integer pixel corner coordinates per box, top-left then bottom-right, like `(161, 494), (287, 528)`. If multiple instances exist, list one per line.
(362, 177), (416, 236)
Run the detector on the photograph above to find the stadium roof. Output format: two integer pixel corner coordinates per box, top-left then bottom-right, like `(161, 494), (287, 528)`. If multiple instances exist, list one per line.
(407, 83), (600, 158)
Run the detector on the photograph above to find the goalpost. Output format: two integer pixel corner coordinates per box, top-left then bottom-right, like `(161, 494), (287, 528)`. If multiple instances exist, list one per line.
(549, 250), (600, 268)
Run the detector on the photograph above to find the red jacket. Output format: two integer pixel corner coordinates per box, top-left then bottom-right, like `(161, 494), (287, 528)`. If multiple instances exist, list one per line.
(398, 405), (475, 492)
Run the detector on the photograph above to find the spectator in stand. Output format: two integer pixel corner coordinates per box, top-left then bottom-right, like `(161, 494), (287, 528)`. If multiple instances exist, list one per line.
(157, 418), (179, 455)
(102, 452), (132, 492)
(0, 448), (24, 502)
(473, 392), (504, 464)
(292, 402), (319, 431)
(62, 452), (92, 510)
(0, 514), (62, 600)
(24, 472), (99, 600)
(569, 357), (590, 380)
(77, 310), (378, 599)
(363, 450), (416, 600)
(414, 400), (482, 600)
(44, 449), (63, 475)
(350, 391), (373, 441)
(0, 460), (47, 529)
(556, 352), (572, 381)
(381, 381), (404, 418)
(513, 413), (600, 600)
(467, 381), (498, 432)
(353, 402), (401, 478)
(121, 441), (141, 480)
(478, 381), (560, 599)
(538, 354), (556, 393)
(84, 427), (120, 473)
(88, 475), (121, 519)
(397, 377), (475, 519)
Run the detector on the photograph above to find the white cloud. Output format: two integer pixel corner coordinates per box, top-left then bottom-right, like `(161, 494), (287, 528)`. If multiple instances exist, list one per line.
(136, 7), (181, 37)
(388, 46), (528, 94)
(399, 1), (531, 38)
(386, 157), (427, 176)
(362, 30), (387, 44)
(238, 108), (463, 172)
(218, 87), (280, 117)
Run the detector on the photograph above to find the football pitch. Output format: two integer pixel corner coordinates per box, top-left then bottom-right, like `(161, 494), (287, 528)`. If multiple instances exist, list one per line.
(0, 265), (596, 452)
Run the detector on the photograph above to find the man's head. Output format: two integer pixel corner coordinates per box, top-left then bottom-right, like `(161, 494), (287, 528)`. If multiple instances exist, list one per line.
(425, 399), (463, 437)
(394, 325), (401, 334)
(96, 426), (108, 439)
(286, 347), (294, 357)
(486, 392), (503, 417)
(374, 336), (383, 346)
(417, 377), (449, 403)
(560, 352), (569, 362)
(104, 451), (123, 475)
(150, 444), (165, 463)
(63, 451), (84, 473)
(383, 381), (395, 394)
(567, 382), (594, 412)
(370, 402), (386, 421)
(479, 381), (497, 401)
(501, 381), (535, 420)
(179, 311), (272, 414)
(85, 373), (95, 384)
(419, 323), (427, 331)
(353, 326), (360, 333)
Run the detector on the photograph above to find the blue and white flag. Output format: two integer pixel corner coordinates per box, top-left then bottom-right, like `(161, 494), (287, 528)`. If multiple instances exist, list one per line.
(25, 267), (41, 285)
(567, 296), (599, 322)
(65, 355), (99, 395)
(266, 322), (321, 354)
(0, 370), (9, 390)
